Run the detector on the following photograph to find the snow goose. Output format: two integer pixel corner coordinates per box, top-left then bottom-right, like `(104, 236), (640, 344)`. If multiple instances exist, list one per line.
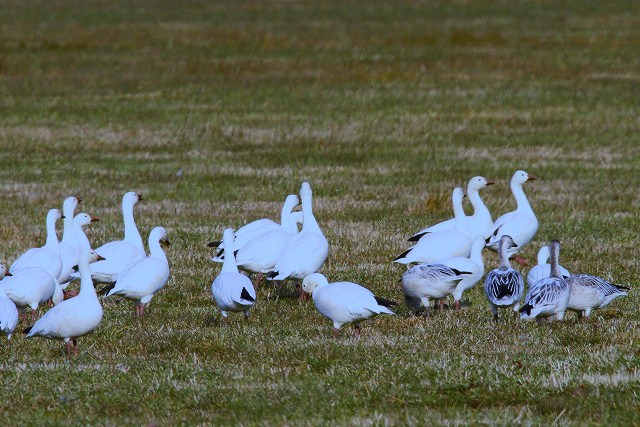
(24, 249), (105, 357)
(1, 266), (62, 322)
(486, 170), (538, 265)
(268, 182), (329, 281)
(395, 187), (472, 264)
(234, 195), (300, 286)
(211, 228), (257, 319)
(526, 244), (571, 287)
(59, 213), (100, 287)
(102, 227), (171, 317)
(10, 209), (64, 279)
(483, 235), (525, 321)
(0, 266), (18, 341)
(58, 196), (82, 282)
(210, 194), (300, 261)
(519, 240), (571, 321)
(409, 176), (494, 241)
(302, 273), (396, 338)
(402, 235), (485, 313)
(90, 192), (145, 284)
(565, 274), (628, 318)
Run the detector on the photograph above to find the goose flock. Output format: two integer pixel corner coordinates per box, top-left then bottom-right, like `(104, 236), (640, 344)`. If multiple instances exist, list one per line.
(0, 173), (630, 356)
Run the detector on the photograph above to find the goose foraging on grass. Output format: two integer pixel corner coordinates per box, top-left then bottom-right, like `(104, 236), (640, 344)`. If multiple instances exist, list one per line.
(526, 243), (571, 287)
(402, 236), (485, 313)
(102, 227), (171, 317)
(1, 266), (62, 322)
(302, 273), (396, 338)
(58, 196), (82, 282)
(409, 176), (494, 241)
(210, 194), (301, 261)
(519, 240), (571, 321)
(565, 274), (629, 318)
(89, 192), (145, 284)
(10, 209), (64, 279)
(0, 267), (18, 341)
(211, 228), (257, 319)
(483, 235), (525, 321)
(59, 212), (100, 287)
(268, 182), (329, 282)
(486, 170), (538, 265)
(24, 250), (105, 357)
(395, 187), (472, 265)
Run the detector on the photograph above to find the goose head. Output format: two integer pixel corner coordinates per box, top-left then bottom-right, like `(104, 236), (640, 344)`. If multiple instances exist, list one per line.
(499, 235), (517, 250)
(512, 170), (537, 186)
(123, 192), (143, 206)
(537, 245), (551, 265)
(300, 182), (313, 202)
(63, 196), (81, 214)
(222, 228), (235, 253)
(0, 263), (11, 279)
(452, 187), (465, 204)
(150, 226), (171, 247)
(80, 249), (106, 265)
(467, 176), (495, 192)
(301, 273), (329, 294)
(74, 212), (100, 227)
(283, 194), (300, 211)
(48, 208), (64, 222)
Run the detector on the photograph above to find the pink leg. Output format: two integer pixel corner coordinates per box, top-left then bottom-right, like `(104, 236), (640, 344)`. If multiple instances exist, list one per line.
(254, 272), (263, 289)
(512, 256), (529, 266)
(439, 299), (446, 311)
(65, 341), (73, 357)
(73, 339), (78, 357)
(31, 309), (37, 322)
(333, 328), (339, 338)
(454, 300), (461, 311)
(353, 325), (361, 339)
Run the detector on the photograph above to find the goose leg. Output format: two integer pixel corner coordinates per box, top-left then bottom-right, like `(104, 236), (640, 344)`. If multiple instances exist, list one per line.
(454, 300), (461, 311)
(332, 328), (340, 338)
(439, 299), (446, 311)
(65, 340), (73, 357)
(512, 256), (529, 266)
(73, 339), (79, 357)
(30, 309), (37, 322)
(353, 324), (361, 339)
(253, 272), (263, 289)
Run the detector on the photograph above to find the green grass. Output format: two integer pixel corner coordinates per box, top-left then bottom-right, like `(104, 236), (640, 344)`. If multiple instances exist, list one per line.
(1, 0), (639, 425)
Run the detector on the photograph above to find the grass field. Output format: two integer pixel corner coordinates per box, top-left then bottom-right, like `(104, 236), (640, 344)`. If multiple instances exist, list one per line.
(1, 0), (640, 425)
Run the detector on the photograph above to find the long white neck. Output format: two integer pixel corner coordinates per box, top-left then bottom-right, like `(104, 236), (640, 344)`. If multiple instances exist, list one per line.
(74, 223), (91, 250)
(498, 240), (511, 269)
(469, 240), (484, 271)
(537, 247), (550, 265)
(149, 237), (168, 264)
(221, 232), (238, 273)
(511, 181), (534, 215)
(123, 201), (144, 249)
(301, 195), (321, 234)
(453, 196), (469, 234)
(467, 188), (491, 221)
(79, 258), (98, 299)
(61, 210), (75, 245)
(45, 215), (60, 252)
(285, 212), (301, 234)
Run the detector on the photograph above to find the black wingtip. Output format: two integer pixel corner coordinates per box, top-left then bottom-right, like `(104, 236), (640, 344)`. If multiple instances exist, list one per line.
(408, 233), (426, 242)
(519, 304), (533, 315)
(233, 250), (239, 257)
(615, 284), (631, 291)
(375, 296), (398, 308)
(99, 283), (116, 296)
(240, 287), (255, 302)
(208, 241), (221, 248)
(23, 326), (33, 335)
(266, 271), (278, 279)
(394, 249), (411, 261)
(71, 265), (79, 273)
(485, 236), (491, 244)
(450, 268), (473, 276)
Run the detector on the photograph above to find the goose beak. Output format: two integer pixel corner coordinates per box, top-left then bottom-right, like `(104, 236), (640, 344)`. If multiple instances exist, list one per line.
(161, 239), (171, 247)
(527, 175), (538, 181)
(5, 272), (12, 277)
(77, 197), (83, 203)
(91, 217), (100, 222)
(97, 255), (106, 261)
(207, 241), (217, 248)
(485, 181), (495, 186)
(61, 215), (66, 219)
(137, 193), (144, 201)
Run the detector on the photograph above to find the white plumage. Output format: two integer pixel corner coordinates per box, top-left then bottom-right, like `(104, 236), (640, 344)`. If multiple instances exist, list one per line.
(89, 192), (145, 284)
(483, 235), (525, 320)
(58, 196), (82, 282)
(269, 182), (329, 281)
(10, 209), (64, 280)
(104, 226), (171, 317)
(520, 241), (571, 321)
(395, 187), (472, 265)
(565, 274), (628, 318)
(486, 170), (538, 262)
(59, 212), (100, 287)
(0, 266), (61, 321)
(211, 228), (257, 318)
(0, 266), (18, 341)
(526, 244), (571, 287)
(409, 176), (494, 241)
(25, 249), (105, 357)
(302, 273), (395, 338)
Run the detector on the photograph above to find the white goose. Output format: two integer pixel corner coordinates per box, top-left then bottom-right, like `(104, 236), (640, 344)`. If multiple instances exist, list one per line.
(103, 227), (171, 317)
(484, 235), (525, 321)
(402, 236), (485, 312)
(59, 213), (100, 287)
(520, 240), (571, 321)
(302, 273), (395, 338)
(409, 176), (494, 241)
(210, 194), (301, 261)
(526, 243), (571, 287)
(0, 266), (18, 341)
(235, 196), (300, 286)
(395, 187), (472, 265)
(58, 196), (82, 282)
(566, 274), (628, 318)
(90, 192), (145, 284)
(1, 265), (62, 322)
(25, 249), (104, 357)
(486, 170), (538, 265)
(268, 182), (329, 281)
(211, 228), (257, 318)
(10, 209), (64, 279)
